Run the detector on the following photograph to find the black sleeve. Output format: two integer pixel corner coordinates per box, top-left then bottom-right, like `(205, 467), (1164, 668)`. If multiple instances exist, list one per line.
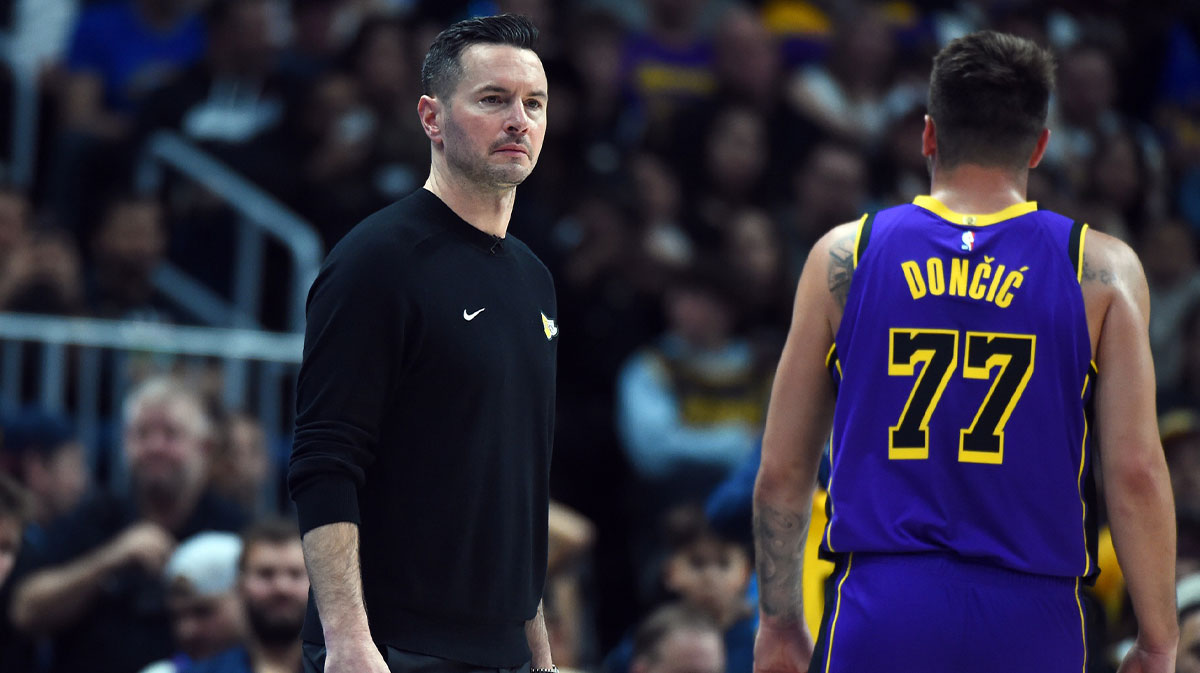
(288, 237), (404, 534)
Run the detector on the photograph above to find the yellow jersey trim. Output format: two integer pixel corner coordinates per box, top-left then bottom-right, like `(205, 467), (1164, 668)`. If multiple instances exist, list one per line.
(825, 553), (854, 673)
(851, 213), (868, 267)
(913, 195), (1038, 227)
(1076, 224), (1090, 283)
(1075, 577), (1087, 673)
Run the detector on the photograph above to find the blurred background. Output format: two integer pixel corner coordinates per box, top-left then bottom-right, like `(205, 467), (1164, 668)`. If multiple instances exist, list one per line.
(0, 0), (1197, 672)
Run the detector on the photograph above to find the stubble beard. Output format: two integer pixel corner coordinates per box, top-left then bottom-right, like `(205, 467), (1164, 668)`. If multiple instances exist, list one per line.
(443, 121), (532, 191)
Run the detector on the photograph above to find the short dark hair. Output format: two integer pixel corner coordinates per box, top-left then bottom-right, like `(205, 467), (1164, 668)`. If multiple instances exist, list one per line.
(420, 14), (539, 99)
(662, 503), (736, 555)
(238, 517), (301, 570)
(928, 31), (1056, 170)
(631, 602), (720, 661)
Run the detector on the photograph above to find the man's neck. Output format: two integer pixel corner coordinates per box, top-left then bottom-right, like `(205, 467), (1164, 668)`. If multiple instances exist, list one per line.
(423, 161), (516, 238)
(248, 639), (302, 673)
(138, 484), (201, 531)
(928, 163), (1030, 214)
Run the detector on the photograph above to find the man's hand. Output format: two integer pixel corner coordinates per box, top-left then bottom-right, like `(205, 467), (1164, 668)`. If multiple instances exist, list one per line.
(106, 522), (175, 574)
(1116, 642), (1176, 673)
(754, 621), (814, 673)
(323, 635), (391, 673)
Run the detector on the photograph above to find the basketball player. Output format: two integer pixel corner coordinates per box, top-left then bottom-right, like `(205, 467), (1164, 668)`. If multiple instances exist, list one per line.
(752, 31), (1177, 673)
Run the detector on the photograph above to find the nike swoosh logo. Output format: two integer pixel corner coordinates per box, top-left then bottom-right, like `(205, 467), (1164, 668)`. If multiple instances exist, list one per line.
(463, 308), (486, 321)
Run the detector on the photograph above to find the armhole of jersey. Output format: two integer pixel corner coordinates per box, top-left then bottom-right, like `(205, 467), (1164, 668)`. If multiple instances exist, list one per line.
(852, 213), (874, 268)
(1068, 220), (1089, 284)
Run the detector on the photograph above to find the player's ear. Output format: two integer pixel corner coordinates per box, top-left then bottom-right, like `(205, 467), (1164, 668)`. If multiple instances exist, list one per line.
(922, 115), (937, 159)
(418, 95), (443, 144)
(1028, 128), (1051, 169)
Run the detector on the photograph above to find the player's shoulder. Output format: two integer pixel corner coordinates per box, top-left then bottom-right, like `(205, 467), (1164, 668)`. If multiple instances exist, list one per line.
(1081, 226), (1144, 290)
(326, 191), (439, 263)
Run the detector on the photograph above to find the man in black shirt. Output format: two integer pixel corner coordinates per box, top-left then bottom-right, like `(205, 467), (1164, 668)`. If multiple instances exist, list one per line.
(288, 14), (557, 673)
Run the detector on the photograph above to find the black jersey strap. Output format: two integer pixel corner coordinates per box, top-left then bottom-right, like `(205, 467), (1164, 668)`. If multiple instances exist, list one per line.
(1068, 220), (1089, 284)
(853, 212), (876, 268)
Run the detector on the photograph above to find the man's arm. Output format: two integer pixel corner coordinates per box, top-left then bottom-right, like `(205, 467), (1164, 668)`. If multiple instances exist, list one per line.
(753, 225), (855, 671)
(11, 522), (172, 634)
(525, 600), (553, 669)
(1087, 235), (1178, 670)
(301, 522), (388, 672)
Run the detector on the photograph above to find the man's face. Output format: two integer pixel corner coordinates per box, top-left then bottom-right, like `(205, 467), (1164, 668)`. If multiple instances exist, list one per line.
(436, 43), (548, 191)
(125, 399), (207, 500)
(663, 539), (752, 620)
(28, 442), (90, 519)
(240, 540), (309, 646)
(167, 589), (244, 659)
(635, 629), (725, 673)
(0, 515), (21, 588)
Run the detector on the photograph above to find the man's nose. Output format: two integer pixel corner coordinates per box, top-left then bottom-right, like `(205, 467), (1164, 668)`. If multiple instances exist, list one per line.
(505, 101), (531, 135)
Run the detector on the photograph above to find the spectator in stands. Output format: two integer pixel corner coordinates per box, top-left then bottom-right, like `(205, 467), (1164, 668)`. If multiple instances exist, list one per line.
(0, 224), (86, 316)
(1161, 410), (1200, 516)
(786, 7), (916, 149)
(1140, 221), (1200, 395)
(135, 0), (300, 198)
(0, 474), (27, 593)
(187, 518), (309, 673)
(208, 413), (272, 518)
(0, 408), (90, 531)
(605, 505), (751, 673)
(61, 0), (206, 140)
(10, 377), (247, 673)
(722, 208), (791, 337)
(0, 474), (33, 673)
(544, 501), (597, 669)
(621, 0), (714, 141)
(684, 106), (771, 247)
(629, 603), (724, 673)
(139, 531), (246, 673)
(1046, 42), (1166, 203)
(776, 141), (868, 279)
(663, 5), (815, 202)
(87, 194), (175, 323)
(616, 263), (773, 513)
(0, 188), (31, 273)
(281, 0), (361, 81)
(1176, 574), (1200, 673)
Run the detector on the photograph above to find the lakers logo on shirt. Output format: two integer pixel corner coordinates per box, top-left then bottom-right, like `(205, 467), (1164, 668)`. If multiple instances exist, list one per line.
(541, 312), (558, 340)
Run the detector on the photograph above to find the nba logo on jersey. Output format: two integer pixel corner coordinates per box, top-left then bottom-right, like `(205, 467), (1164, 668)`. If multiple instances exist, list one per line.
(961, 231), (975, 252)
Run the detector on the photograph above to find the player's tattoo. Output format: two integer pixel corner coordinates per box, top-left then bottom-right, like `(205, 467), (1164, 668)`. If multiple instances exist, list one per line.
(753, 504), (807, 621)
(828, 232), (856, 308)
(1081, 257), (1115, 285)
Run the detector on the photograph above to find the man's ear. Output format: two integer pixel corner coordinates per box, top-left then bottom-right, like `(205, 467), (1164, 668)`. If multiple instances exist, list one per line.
(922, 115), (937, 160)
(1029, 127), (1051, 168)
(418, 95), (442, 145)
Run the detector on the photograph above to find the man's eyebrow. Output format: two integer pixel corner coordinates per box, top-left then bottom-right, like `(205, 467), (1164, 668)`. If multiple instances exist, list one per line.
(475, 84), (548, 99)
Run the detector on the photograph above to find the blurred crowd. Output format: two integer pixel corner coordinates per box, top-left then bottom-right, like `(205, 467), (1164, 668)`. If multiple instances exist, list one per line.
(0, 0), (1198, 672)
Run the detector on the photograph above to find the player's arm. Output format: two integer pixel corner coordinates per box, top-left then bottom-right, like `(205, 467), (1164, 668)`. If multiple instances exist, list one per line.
(753, 224), (855, 665)
(1087, 233), (1178, 669)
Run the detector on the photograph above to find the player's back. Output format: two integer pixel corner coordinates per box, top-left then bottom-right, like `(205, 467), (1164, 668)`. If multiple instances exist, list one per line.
(826, 196), (1096, 580)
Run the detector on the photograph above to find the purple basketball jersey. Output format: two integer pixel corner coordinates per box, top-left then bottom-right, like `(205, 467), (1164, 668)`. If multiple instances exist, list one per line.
(824, 196), (1097, 580)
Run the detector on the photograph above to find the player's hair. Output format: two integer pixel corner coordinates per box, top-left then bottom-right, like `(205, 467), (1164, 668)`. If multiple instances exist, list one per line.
(631, 602), (720, 661)
(420, 14), (539, 100)
(0, 473), (30, 523)
(928, 31), (1056, 170)
(238, 517), (301, 571)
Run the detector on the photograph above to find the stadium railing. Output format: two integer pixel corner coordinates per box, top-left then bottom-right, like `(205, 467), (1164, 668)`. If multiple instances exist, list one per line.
(0, 311), (301, 503)
(135, 130), (324, 334)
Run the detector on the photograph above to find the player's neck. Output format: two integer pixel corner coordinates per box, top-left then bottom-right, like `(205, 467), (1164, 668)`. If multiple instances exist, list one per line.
(423, 163), (515, 239)
(928, 163), (1030, 215)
